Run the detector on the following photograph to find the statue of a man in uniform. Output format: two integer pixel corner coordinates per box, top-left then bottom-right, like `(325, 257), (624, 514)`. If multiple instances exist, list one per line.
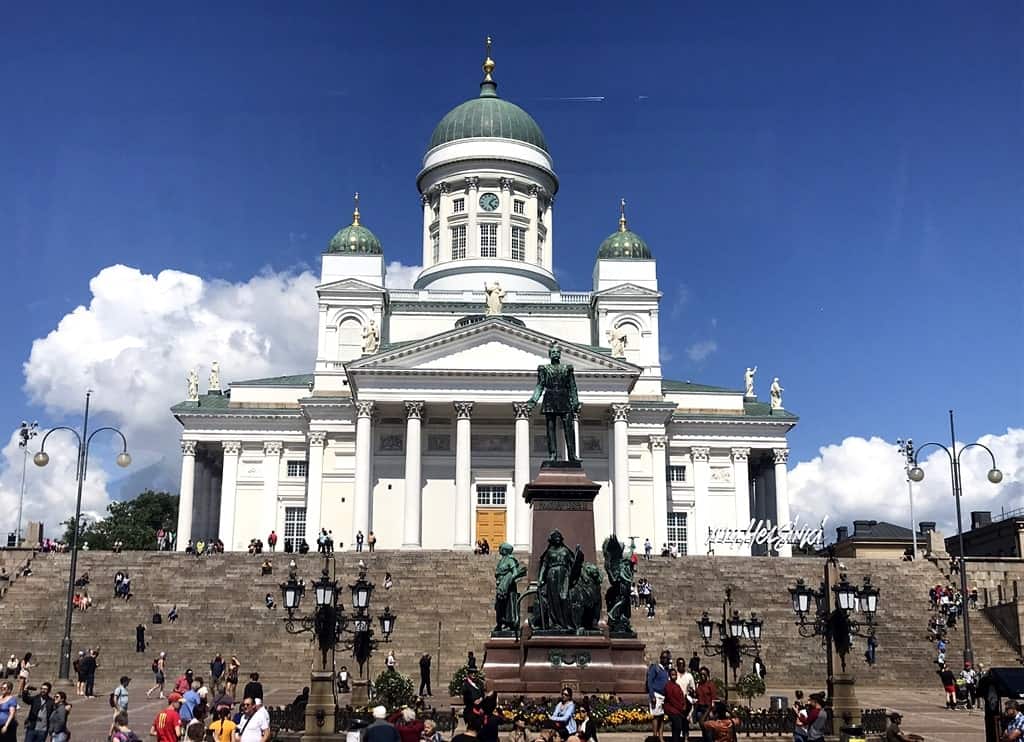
(526, 343), (580, 463)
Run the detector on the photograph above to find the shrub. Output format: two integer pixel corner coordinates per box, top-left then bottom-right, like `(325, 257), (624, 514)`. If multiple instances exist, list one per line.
(373, 670), (415, 710)
(735, 672), (766, 704)
(448, 665), (486, 697)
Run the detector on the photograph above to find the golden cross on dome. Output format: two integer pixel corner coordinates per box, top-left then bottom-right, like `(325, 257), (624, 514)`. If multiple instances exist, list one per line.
(352, 192), (361, 226)
(618, 197), (628, 232)
(482, 36), (495, 81)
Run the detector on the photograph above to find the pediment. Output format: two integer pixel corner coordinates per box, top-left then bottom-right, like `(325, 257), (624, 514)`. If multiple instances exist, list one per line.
(317, 277), (387, 295)
(346, 318), (639, 375)
(592, 283), (662, 298)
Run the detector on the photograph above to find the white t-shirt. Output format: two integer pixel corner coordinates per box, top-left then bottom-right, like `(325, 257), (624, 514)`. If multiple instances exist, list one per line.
(237, 707), (270, 742)
(677, 671), (696, 699)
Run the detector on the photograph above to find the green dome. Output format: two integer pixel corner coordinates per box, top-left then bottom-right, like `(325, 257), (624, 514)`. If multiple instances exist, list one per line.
(598, 200), (652, 259)
(326, 196), (382, 255)
(429, 80), (548, 153)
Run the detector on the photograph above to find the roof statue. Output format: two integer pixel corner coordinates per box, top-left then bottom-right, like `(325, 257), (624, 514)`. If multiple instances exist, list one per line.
(484, 281), (506, 316)
(208, 361), (221, 393)
(362, 320), (380, 355)
(770, 377), (784, 410)
(606, 326), (627, 358)
(744, 366), (757, 398)
(186, 368), (199, 402)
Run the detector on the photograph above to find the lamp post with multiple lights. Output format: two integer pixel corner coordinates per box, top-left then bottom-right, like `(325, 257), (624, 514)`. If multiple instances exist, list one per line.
(695, 587), (763, 700)
(895, 437), (918, 561)
(789, 558), (880, 727)
(907, 409), (1003, 666)
(15, 421), (38, 546)
(33, 392), (131, 681)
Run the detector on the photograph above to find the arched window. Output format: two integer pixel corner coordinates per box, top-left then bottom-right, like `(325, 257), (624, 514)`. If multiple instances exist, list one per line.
(616, 320), (641, 363)
(338, 317), (364, 361)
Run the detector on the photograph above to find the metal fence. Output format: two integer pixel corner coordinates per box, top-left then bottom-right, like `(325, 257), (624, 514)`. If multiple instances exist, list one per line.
(734, 707), (889, 736)
(269, 704), (459, 733)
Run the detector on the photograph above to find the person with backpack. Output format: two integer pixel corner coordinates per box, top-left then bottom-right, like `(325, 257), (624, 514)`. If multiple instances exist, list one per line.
(146, 653), (167, 699)
(110, 711), (140, 742)
(111, 676), (130, 726)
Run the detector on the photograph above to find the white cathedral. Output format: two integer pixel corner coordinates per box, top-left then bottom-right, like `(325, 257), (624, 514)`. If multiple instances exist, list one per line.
(172, 45), (798, 557)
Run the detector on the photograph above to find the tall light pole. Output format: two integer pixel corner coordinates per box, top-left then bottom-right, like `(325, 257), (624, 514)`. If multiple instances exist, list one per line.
(16, 421), (39, 546)
(908, 409), (1003, 666)
(896, 438), (917, 560)
(33, 392), (131, 680)
(694, 586), (763, 700)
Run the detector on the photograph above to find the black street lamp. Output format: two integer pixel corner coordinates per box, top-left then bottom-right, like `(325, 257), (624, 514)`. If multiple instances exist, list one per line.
(906, 409), (1003, 666)
(789, 556), (881, 727)
(33, 392), (131, 681)
(16, 421), (38, 546)
(695, 586), (763, 700)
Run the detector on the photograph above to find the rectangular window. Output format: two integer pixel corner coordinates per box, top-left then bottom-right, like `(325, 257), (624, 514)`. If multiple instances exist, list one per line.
(668, 465), (687, 483)
(513, 199), (525, 215)
(284, 507), (306, 544)
(667, 512), (688, 555)
(537, 235), (545, 265)
(480, 223), (498, 257)
(431, 231), (440, 262)
(476, 484), (507, 506)
(453, 198), (465, 214)
(286, 460), (308, 477)
(511, 226), (526, 261)
(451, 225), (467, 259)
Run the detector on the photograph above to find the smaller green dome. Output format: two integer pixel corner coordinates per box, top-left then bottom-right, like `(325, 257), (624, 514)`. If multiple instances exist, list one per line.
(326, 194), (383, 255)
(597, 199), (652, 259)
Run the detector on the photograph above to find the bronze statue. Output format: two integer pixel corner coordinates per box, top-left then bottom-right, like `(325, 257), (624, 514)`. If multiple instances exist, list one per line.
(569, 563), (603, 633)
(493, 542), (528, 633)
(602, 535), (634, 635)
(526, 343), (581, 463)
(533, 529), (583, 632)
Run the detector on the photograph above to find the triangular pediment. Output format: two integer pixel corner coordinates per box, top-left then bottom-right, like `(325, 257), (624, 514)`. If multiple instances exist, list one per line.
(346, 318), (639, 375)
(592, 283), (662, 298)
(317, 277), (387, 295)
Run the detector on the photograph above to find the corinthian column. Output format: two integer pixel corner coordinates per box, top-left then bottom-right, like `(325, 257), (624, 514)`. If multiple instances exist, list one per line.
(176, 441), (197, 551)
(691, 447), (711, 554)
(353, 401), (375, 544)
(262, 441), (282, 539)
(219, 441), (241, 550)
(650, 435), (668, 550)
(513, 402), (532, 550)
(402, 401), (425, 548)
(305, 432), (327, 546)
(732, 448), (751, 556)
(774, 448), (792, 557)
(611, 404), (631, 537)
(453, 401), (474, 549)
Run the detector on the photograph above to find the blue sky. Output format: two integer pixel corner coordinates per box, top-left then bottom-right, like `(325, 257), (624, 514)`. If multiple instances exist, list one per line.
(1, 2), (1021, 535)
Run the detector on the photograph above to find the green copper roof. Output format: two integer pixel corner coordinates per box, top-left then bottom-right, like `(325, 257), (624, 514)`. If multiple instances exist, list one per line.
(429, 80), (548, 153)
(327, 195), (383, 255)
(231, 374), (314, 387)
(598, 202), (652, 259)
(662, 379), (739, 393)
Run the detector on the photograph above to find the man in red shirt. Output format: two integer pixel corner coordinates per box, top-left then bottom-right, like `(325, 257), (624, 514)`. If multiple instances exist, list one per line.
(151, 692), (183, 742)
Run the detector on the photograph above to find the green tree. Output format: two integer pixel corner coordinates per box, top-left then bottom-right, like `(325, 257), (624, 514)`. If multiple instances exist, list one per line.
(735, 672), (766, 705)
(61, 490), (178, 550)
(372, 670), (415, 710)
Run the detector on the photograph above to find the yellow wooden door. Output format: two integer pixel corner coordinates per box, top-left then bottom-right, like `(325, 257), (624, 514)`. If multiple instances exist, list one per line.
(475, 508), (507, 546)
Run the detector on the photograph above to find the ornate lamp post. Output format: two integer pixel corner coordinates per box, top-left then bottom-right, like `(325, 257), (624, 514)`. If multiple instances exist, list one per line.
(33, 392), (131, 681)
(789, 557), (880, 727)
(695, 586), (763, 700)
(15, 421), (38, 546)
(895, 437), (918, 560)
(280, 556), (396, 734)
(907, 409), (1003, 666)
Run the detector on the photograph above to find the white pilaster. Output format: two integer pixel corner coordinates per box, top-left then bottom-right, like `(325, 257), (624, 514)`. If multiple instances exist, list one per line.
(691, 446), (711, 555)
(353, 401), (375, 544)
(305, 432), (327, 546)
(421, 193), (432, 267)
(611, 404), (630, 538)
(438, 183), (450, 260)
(402, 401), (425, 548)
(650, 435), (668, 551)
(732, 448), (752, 556)
(316, 305), (328, 360)
(453, 401), (474, 549)
(466, 177), (479, 258)
(499, 177), (513, 258)
(774, 448), (793, 557)
(544, 196), (554, 272)
(218, 441), (241, 550)
(513, 402), (532, 550)
(573, 415), (581, 460)
(527, 185), (539, 265)
(176, 441), (197, 551)
(262, 441), (282, 538)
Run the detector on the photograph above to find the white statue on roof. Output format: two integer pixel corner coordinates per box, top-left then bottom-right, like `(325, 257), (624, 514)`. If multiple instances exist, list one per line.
(362, 320), (380, 354)
(744, 366), (757, 397)
(208, 361), (221, 392)
(484, 281), (506, 316)
(606, 326), (627, 358)
(770, 377), (784, 410)
(186, 368), (199, 401)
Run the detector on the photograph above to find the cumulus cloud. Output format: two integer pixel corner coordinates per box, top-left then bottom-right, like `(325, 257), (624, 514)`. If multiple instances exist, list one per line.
(686, 340), (718, 362)
(789, 429), (1024, 539)
(385, 261), (422, 289)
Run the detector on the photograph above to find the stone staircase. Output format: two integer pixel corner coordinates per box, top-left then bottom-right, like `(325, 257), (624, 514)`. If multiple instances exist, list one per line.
(0, 551), (1017, 698)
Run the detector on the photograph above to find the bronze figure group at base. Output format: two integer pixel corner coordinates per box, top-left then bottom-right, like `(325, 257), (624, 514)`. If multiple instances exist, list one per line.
(492, 532), (634, 637)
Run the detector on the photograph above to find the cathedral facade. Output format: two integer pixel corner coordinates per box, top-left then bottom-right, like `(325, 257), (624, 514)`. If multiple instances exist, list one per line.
(171, 47), (797, 556)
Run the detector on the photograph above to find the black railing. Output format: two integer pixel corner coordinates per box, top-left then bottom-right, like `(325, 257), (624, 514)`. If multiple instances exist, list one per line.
(733, 707), (888, 736)
(269, 704), (459, 733)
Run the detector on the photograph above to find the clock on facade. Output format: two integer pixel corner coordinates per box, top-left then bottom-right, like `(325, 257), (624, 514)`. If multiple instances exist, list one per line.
(479, 192), (500, 211)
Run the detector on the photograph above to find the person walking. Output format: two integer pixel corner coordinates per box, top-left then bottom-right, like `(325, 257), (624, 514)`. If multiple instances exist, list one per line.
(151, 693), (183, 742)
(224, 657), (240, 697)
(110, 712), (136, 742)
(112, 676), (131, 721)
(365, 706), (399, 742)
(418, 653), (432, 697)
(16, 653), (34, 696)
(47, 691), (72, 742)
(147, 652), (167, 699)
(80, 649), (98, 698)
(938, 665), (957, 709)
(136, 624), (146, 653)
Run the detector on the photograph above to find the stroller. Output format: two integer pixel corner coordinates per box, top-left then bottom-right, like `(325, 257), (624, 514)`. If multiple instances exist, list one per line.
(953, 678), (972, 709)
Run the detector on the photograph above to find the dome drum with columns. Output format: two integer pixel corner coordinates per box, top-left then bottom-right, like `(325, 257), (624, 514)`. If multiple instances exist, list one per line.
(171, 40), (798, 558)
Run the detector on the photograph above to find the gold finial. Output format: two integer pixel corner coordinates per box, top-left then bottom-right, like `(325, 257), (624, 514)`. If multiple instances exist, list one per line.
(618, 197), (628, 232)
(352, 192), (361, 226)
(482, 35), (495, 81)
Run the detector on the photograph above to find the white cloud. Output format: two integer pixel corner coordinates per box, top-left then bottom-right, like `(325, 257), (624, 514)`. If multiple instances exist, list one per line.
(789, 429), (1024, 539)
(686, 340), (718, 362)
(385, 262), (422, 289)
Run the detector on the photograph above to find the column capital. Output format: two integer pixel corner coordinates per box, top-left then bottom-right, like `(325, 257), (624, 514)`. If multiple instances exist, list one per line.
(437, 182), (449, 194)
(263, 440), (283, 456)
(731, 447), (751, 462)
(773, 448), (790, 464)
(464, 176), (479, 191)
(355, 400), (376, 418)
(309, 431), (327, 447)
(611, 403), (631, 423)
(499, 177), (515, 192)
(181, 440), (197, 457)
(420, 192), (430, 206)
(528, 184), (540, 197)
(691, 446), (710, 462)
(223, 441), (242, 456)
(650, 434), (667, 450)
(405, 400), (426, 419)
(512, 401), (532, 420)
(453, 401), (474, 419)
